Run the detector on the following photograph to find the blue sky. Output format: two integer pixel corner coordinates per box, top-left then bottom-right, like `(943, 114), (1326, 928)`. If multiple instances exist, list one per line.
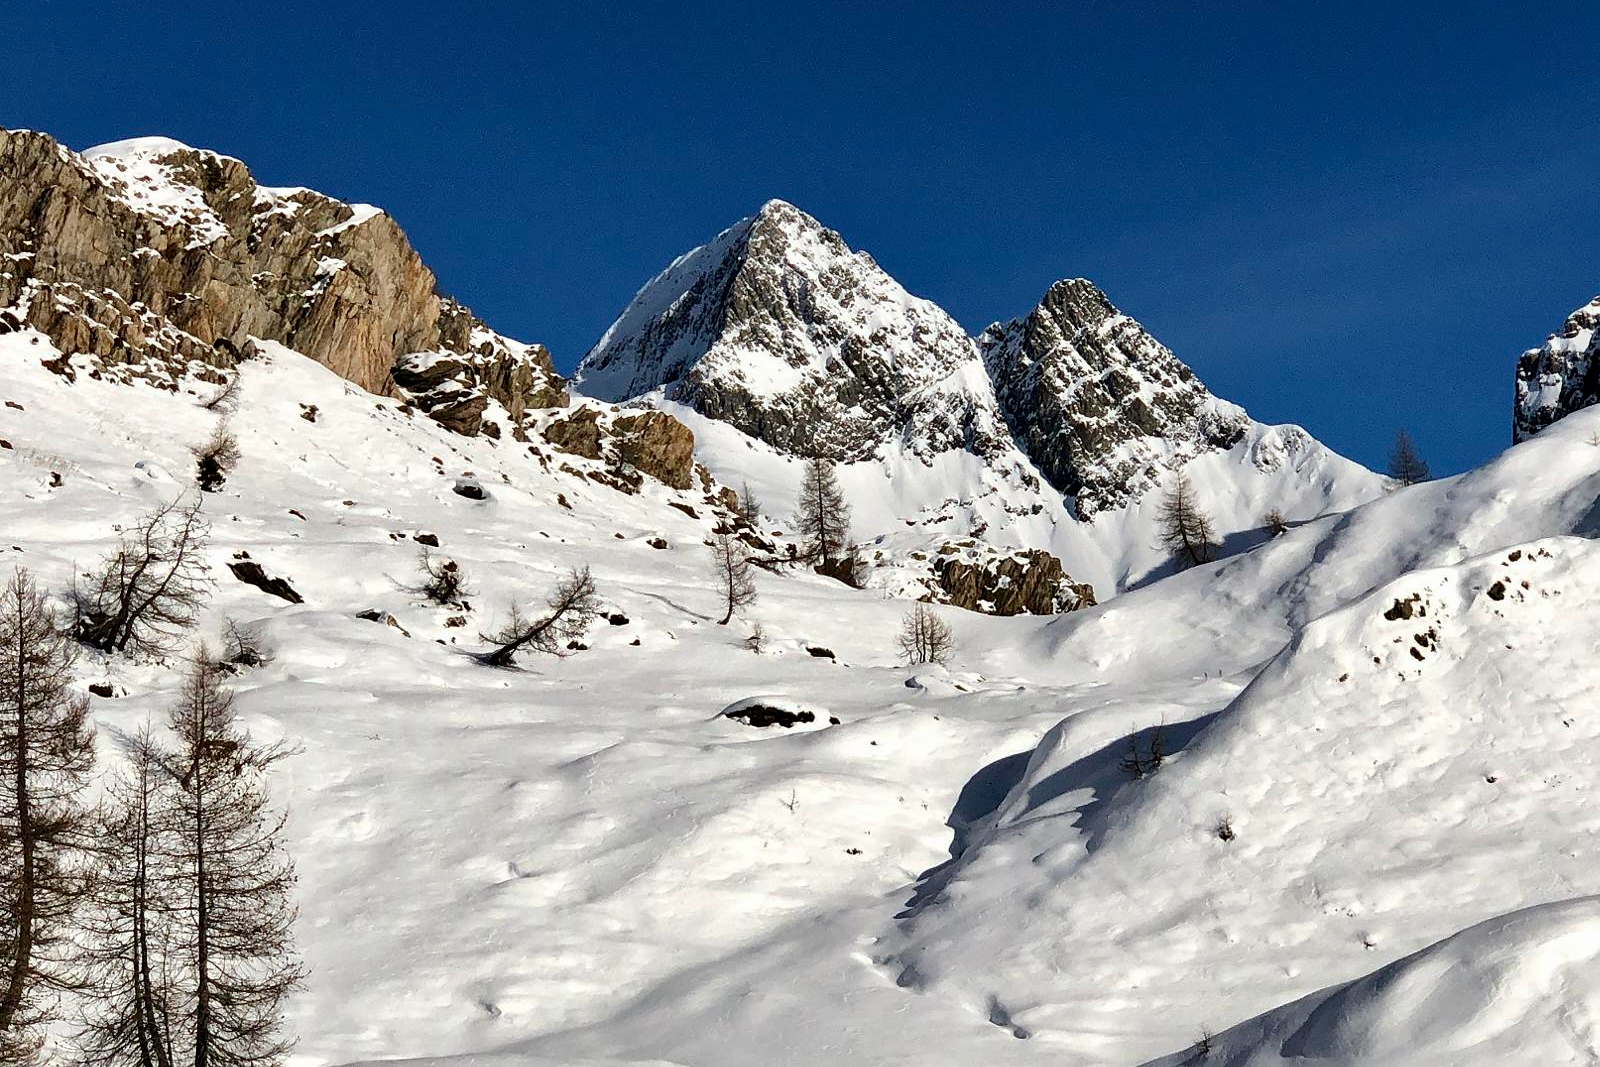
(5, 1), (1596, 474)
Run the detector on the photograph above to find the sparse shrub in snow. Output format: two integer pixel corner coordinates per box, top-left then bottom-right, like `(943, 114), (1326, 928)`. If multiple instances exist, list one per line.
(744, 621), (766, 653)
(1191, 1026), (1215, 1060)
(76, 495), (211, 656)
(897, 602), (955, 666)
(480, 566), (601, 666)
(193, 421), (240, 492)
(0, 567), (96, 1062)
(710, 529), (757, 625)
(1214, 813), (1236, 842)
(198, 371), (242, 413)
(1157, 473), (1217, 568)
(1119, 721), (1167, 779)
(1263, 507), (1290, 538)
(221, 616), (270, 669)
(1386, 428), (1430, 486)
(417, 550), (470, 606)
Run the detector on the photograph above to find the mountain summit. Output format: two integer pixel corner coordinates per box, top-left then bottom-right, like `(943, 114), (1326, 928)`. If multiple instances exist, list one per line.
(577, 199), (1015, 465)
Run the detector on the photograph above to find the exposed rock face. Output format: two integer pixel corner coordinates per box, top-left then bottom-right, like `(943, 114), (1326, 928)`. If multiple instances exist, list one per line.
(0, 129), (562, 431)
(540, 404), (697, 491)
(576, 199), (1015, 465)
(980, 279), (1248, 517)
(927, 541), (1095, 616)
(614, 410), (695, 490)
(1513, 295), (1600, 442)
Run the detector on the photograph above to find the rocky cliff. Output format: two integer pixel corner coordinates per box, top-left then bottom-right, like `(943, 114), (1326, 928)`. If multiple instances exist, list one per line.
(980, 278), (1249, 517)
(0, 129), (563, 435)
(1513, 294), (1600, 442)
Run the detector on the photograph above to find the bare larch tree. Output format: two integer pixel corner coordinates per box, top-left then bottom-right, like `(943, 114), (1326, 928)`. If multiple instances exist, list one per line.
(710, 530), (757, 625)
(481, 567), (601, 667)
(795, 456), (851, 570)
(77, 727), (181, 1067)
(1387, 429), (1430, 486)
(896, 602), (956, 666)
(737, 482), (762, 524)
(0, 568), (96, 1064)
(1157, 473), (1218, 568)
(163, 655), (303, 1067)
(77, 497), (212, 656)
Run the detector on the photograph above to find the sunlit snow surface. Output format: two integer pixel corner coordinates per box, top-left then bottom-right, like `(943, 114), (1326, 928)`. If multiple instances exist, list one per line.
(6, 331), (1600, 1066)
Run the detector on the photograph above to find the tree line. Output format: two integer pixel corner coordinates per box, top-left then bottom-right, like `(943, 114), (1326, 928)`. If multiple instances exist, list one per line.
(1, 496), (302, 1065)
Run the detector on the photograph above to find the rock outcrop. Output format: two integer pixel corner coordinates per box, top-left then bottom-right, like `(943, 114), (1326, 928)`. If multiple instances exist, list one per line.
(0, 128), (563, 432)
(1513, 294), (1600, 442)
(979, 279), (1248, 517)
(540, 404), (698, 492)
(915, 541), (1095, 616)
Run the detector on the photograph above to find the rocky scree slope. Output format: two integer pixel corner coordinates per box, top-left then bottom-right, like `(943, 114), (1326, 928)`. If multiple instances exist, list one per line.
(0, 128), (564, 438)
(1513, 293), (1600, 443)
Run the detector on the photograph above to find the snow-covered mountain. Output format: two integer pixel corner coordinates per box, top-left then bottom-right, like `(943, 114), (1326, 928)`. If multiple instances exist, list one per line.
(8, 125), (1600, 1067)
(578, 199), (1019, 466)
(981, 277), (1254, 517)
(1514, 293), (1600, 442)
(579, 201), (1384, 594)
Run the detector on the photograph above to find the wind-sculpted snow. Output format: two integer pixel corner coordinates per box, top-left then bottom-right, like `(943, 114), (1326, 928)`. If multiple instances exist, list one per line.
(891, 494), (1600, 1061)
(1141, 898), (1600, 1066)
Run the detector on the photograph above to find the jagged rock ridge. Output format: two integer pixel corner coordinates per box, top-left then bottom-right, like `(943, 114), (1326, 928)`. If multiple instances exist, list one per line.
(576, 199), (1017, 466)
(0, 128), (564, 437)
(1513, 294), (1600, 442)
(979, 278), (1249, 517)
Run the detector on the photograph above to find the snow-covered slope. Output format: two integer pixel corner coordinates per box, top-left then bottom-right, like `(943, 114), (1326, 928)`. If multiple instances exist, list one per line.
(1142, 898), (1600, 1067)
(577, 202), (1384, 596)
(881, 404), (1600, 1064)
(1514, 293), (1600, 442)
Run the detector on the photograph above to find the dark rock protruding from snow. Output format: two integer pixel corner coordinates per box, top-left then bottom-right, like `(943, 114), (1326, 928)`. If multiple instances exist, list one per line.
(979, 279), (1248, 517)
(1513, 294), (1600, 443)
(576, 199), (1015, 465)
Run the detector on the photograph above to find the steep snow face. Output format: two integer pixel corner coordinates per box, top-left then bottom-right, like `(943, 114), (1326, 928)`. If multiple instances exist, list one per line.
(1142, 897), (1600, 1067)
(577, 200), (1016, 465)
(981, 278), (1250, 517)
(1513, 294), (1600, 442)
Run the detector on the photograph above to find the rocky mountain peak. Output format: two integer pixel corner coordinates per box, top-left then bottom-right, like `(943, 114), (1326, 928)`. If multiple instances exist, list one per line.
(980, 277), (1248, 517)
(0, 126), (564, 436)
(577, 200), (1014, 464)
(1513, 294), (1600, 442)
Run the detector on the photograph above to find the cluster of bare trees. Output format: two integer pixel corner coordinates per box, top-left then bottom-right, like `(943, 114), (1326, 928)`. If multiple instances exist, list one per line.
(897, 602), (955, 666)
(194, 373), (242, 494)
(0, 563), (303, 1065)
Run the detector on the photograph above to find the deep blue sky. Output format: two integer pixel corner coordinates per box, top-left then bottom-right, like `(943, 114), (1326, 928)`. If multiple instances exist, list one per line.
(5, 2), (1596, 475)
